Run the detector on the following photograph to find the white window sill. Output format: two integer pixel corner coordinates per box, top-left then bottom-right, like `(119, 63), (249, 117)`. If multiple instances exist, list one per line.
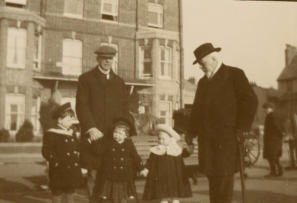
(100, 19), (119, 24)
(63, 13), (83, 19)
(7, 65), (25, 69)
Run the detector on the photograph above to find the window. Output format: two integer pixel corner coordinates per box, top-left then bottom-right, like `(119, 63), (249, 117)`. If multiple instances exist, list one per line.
(31, 97), (41, 132)
(159, 101), (172, 125)
(33, 33), (42, 71)
(160, 46), (172, 79)
(100, 42), (118, 73)
(5, 0), (26, 8)
(101, 0), (118, 21)
(62, 39), (82, 76)
(7, 27), (27, 68)
(5, 94), (25, 132)
(148, 3), (163, 28)
(64, 0), (84, 18)
(139, 46), (152, 79)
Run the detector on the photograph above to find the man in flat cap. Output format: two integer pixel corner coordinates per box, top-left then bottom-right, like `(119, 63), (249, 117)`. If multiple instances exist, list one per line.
(76, 45), (129, 201)
(262, 102), (284, 177)
(186, 43), (258, 203)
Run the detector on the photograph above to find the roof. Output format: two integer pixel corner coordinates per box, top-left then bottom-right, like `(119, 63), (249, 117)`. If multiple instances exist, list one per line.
(278, 55), (297, 81)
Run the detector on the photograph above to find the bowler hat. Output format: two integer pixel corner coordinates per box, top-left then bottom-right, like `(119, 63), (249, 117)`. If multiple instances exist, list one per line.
(52, 102), (74, 119)
(94, 45), (116, 58)
(193, 43), (221, 65)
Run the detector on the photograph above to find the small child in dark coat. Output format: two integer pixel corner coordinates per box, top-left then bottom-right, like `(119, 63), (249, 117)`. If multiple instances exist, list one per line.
(140, 124), (192, 203)
(42, 102), (83, 203)
(92, 116), (143, 203)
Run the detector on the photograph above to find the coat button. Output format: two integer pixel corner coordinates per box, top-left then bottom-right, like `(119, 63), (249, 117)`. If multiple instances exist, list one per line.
(113, 166), (117, 170)
(74, 162), (78, 167)
(67, 152), (70, 156)
(71, 138), (74, 142)
(120, 157), (124, 161)
(65, 139), (68, 143)
(121, 148), (125, 151)
(112, 148), (115, 152)
(120, 166), (123, 170)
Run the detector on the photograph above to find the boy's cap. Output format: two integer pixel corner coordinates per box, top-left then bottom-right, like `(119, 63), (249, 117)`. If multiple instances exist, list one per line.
(113, 114), (136, 136)
(52, 102), (74, 119)
(155, 124), (180, 140)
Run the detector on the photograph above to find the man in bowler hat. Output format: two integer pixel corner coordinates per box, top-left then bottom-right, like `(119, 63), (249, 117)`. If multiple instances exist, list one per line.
(186, 43), (258, 203)
(76, 45), (129, 201)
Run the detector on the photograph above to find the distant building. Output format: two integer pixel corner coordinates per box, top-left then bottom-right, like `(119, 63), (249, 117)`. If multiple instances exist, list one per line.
(277, 44), (297, 115)
(0, 0), (183, 136)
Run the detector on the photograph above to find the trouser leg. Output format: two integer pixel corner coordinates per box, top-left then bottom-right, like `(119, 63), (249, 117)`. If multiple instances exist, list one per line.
(207, 175), (234, 203)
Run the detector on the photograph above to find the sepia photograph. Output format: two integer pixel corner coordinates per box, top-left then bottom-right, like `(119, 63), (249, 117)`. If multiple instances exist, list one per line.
(0, 0), (297, 202)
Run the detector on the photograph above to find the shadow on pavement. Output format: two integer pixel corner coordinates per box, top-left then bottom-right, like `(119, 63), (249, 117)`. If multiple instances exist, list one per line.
(195, 189), (297, 203)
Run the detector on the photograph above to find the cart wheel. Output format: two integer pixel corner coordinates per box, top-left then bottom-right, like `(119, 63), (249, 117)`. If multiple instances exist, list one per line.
(244, 136), (260, 167)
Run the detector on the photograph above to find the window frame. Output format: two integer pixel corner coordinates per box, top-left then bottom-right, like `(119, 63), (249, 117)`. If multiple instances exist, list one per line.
(147, 3), (163, 28)
(100, 0), (119, 22)
(5, 94), (25, 133)
(6, 27), (27, 69)
(139, 46), (153, 79)
(159, 46), (173, 79)
(62, 39), (83, 76)
(33, 32), (42, 71)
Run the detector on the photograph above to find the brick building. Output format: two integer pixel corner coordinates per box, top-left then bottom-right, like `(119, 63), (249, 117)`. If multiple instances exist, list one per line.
(0, 0), (182, 136)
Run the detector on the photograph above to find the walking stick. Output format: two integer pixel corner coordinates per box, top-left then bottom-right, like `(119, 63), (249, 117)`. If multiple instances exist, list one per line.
(237, 133), (246, 203)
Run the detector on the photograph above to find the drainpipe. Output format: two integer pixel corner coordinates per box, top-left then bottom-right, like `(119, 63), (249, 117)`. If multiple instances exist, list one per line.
(178, 0), (184, 108)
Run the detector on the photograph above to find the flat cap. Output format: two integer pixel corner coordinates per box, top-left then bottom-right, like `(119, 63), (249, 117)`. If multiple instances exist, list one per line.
(94, 45), (116, 57)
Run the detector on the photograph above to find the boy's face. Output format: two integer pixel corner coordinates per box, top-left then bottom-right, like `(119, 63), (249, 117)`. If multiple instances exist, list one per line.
(158, 131), (171, 146)
(113, 127), (127, 144)
(58, 114), (74, 129)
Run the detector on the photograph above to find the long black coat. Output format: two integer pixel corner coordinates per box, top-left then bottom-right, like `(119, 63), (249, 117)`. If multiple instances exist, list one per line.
(76, 67), (129, 168)
(188, 64), (258, 176)
(42, 127), (83, 191)
(263, 112), (284, 159)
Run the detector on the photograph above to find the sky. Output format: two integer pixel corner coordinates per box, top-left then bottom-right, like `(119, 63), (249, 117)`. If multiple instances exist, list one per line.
(182, 0), (297, 88)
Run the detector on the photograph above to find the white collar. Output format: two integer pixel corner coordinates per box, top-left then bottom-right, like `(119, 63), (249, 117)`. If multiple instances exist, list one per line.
(48, 127), (73, 136)
(98, 65), (110, 75)
(150, 141), (182, 157)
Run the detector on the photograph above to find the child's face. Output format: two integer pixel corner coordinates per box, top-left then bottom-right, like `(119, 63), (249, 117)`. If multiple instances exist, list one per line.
(113, 127), (127, 144)
(58, 114), (74, 129)
(158, 131), (171, 146)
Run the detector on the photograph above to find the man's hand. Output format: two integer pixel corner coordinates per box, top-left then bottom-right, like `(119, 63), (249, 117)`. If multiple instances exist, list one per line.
(88, 128), (104, 141)
(140, 168), (149, 177)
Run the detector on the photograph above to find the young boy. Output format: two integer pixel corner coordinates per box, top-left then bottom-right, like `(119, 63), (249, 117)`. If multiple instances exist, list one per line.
(42, 102), (83, 203)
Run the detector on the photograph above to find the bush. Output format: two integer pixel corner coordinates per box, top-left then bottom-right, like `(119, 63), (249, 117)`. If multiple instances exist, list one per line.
(0, 128), (10, 142)
(15, 120), (34, 142)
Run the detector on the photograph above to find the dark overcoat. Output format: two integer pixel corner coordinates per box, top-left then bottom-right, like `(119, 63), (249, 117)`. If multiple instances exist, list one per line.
(188, 64), (258, 176)
(76, 67), (129, 168)
(92, 138), (143, 182)
(42, 127), (83, 191)
(263, 112), (284, 159)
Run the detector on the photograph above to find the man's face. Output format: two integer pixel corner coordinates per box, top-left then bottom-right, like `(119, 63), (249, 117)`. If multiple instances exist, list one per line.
(97, 56), (114, 71)
(198, 52), (218, 74)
